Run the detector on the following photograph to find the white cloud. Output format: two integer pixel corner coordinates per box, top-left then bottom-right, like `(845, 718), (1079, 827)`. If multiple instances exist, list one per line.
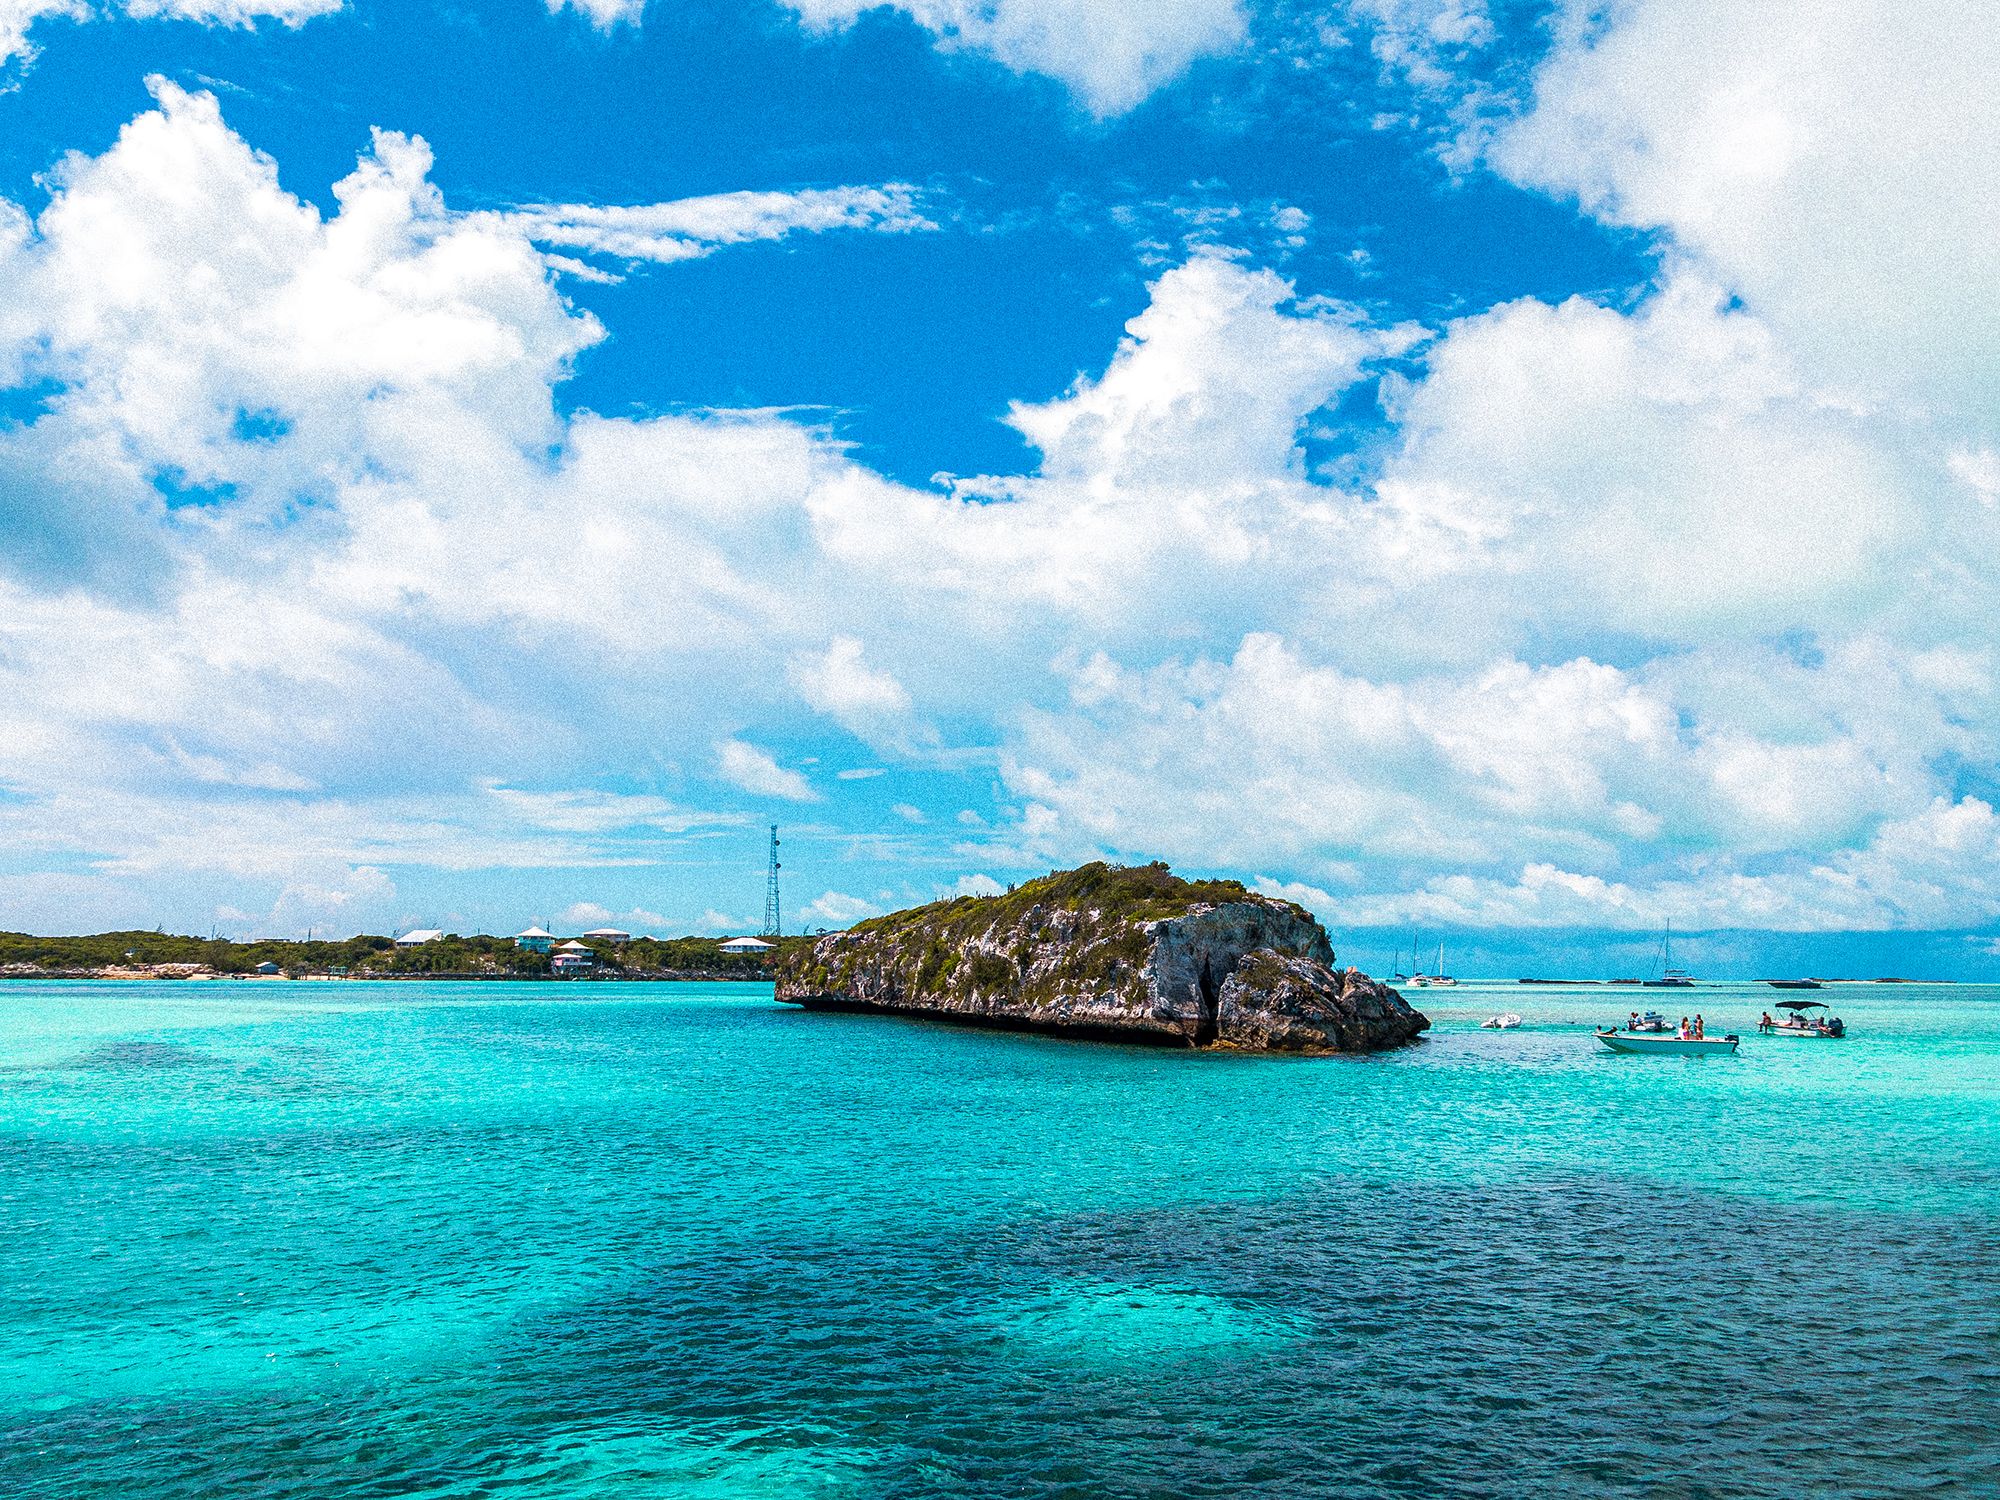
(1342, 0), (1494, 90)
(5, 69), (2000, 940)
(1007, 252), (1385, 489)
(715, 740), (820, 802)
(789, 635), (929, 750)
(782, 0), (1246, 116)
(799, 889), (878, 925)
(951, 872), (1004, 897)
(545, 0), (644, 28)
(557, 900), (668, 930)
(504, 184), (934, 268)
(1312, 797), (2000, 933)
(1364, 274), (1913, 648)
(1, 0), (339, 65)
(1491, 1), (2000, 431)
(267, 865), (396, 934)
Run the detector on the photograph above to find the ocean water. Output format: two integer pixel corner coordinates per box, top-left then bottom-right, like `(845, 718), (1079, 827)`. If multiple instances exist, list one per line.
(0, 977), (1995, 1499)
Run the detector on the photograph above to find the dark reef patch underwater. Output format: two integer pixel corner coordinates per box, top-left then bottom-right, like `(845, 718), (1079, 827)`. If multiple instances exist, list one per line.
(1, 979), (1996, 1498)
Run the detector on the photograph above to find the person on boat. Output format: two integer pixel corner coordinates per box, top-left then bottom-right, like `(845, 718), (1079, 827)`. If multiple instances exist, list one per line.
(1694, 1014), (1705, 1039)
(1677, 1016), (1690, 1039)
(1759, 1011), (1775, 1033)
(1629, 1011), (1640, 1032)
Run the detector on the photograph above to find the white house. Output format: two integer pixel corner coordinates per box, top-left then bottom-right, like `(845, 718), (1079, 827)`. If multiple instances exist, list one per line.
(580, 927), (632, 945)
(719, 936), (776, 954)
(396, 929), (444, 947)
(514, 926), (555, 954)
(552, 939), (594, 976)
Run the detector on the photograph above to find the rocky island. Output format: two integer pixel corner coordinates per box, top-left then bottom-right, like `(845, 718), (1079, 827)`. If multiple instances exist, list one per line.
(776, 861), (1428, 1053)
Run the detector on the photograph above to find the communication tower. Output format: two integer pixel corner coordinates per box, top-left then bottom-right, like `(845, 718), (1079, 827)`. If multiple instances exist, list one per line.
(762, 826), (782, 938)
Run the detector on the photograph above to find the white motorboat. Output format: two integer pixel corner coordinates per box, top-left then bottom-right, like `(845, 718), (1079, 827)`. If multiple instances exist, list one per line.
(1595, 1027), (1738, 1056)
(1481, 1012), (1523, 1029)
(1758, 999), (1846, 1038)
(1613, 1009), (1674, 1034)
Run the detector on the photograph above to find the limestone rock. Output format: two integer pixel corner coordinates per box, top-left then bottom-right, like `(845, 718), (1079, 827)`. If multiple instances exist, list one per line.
(775, 861), (1427, 1054)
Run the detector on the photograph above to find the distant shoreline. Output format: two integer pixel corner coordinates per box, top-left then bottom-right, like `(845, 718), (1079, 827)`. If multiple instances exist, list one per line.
(0, 967), (774, 983)
(0, 929), (807, 984)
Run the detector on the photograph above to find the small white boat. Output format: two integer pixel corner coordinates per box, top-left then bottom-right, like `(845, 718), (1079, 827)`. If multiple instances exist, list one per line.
(1758, 999), (1846, 1038)
(1615, 1009), (1673, 1034)
(1596, 1028), (1738, 1056)
(1482, 1012), (1523, 1029)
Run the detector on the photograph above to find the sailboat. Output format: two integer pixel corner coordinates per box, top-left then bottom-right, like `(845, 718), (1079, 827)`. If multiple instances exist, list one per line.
(1642, 921), (1695, 987)
(1410, 939), (1457, 987)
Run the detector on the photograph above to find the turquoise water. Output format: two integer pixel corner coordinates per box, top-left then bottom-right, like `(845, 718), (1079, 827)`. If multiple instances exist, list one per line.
(1, 978), (1995, 1498)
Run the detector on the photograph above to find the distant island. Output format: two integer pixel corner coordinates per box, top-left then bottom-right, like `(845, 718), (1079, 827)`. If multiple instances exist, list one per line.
(777, 861), (1428, 1053)
(0, 929), (801, 981)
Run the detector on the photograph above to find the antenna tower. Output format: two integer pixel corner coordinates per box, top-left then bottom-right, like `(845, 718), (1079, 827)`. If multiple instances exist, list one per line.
(762, 825), (782, 938)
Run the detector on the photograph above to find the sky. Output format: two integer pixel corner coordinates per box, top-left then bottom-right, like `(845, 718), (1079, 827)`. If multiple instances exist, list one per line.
(0, 0), (1997, 977)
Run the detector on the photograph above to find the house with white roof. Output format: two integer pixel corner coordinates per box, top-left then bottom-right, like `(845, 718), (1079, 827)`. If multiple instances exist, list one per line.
(580, 927), (632, 945)
(719, 936), (776, 954)
(396, 929), (444, 948)
(552, 939), (595, 975)
(514, 926), (555, 954)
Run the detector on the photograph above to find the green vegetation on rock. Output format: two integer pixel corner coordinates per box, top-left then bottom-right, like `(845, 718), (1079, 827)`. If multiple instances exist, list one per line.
(777, 859), (1427, 1052)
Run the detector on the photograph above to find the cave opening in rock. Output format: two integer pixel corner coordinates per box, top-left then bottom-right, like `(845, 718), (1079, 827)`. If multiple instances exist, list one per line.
(1194, 955), (1220, 1046)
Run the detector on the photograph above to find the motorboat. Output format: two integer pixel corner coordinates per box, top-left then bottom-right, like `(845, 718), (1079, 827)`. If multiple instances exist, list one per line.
(1758, 999), (1846, 1038)
(1595, 1026), (1738, 1055)
(1765, 978), (1823, 990)
(1481, 1012), (1523, 1029)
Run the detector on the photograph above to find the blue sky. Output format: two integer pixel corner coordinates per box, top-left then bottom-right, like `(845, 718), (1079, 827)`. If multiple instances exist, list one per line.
(1, 0), (1997, 977)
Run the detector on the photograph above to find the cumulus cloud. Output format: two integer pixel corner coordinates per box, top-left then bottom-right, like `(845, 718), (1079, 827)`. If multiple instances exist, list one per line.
(715, 740), (820, 802)
(782, 0), (1246, 116)
(1491, 1), (2000, 429)
(5, 59), (2000, 940)
(788, 635), (927, 750)
(1304, 797), (2000, 934)
(557, 900), (668, 930)
(799, 889), (880, 925)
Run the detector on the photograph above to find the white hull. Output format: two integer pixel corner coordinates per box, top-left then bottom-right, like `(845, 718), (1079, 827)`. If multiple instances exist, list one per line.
(1596, 1029), (1737, 1056)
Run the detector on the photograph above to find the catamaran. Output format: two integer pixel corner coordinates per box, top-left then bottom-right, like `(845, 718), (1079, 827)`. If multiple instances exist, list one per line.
(1642, 921), (1695, 987)
(1409, 939), (1456, 987)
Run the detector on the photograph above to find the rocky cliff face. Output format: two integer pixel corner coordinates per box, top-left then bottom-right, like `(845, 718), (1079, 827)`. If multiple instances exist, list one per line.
(776, 862), (1427, 1054)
